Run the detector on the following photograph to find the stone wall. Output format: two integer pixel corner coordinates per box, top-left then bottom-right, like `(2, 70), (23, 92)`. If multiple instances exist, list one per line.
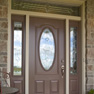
(0, 0), (8, 74)
(86, 0), (94, 92)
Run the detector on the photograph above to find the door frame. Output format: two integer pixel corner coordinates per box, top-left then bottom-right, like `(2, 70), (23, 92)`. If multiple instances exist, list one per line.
(8, 0), (86, 94)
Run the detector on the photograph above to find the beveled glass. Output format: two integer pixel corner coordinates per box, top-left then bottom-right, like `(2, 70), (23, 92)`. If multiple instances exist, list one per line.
(13, 22), (22, 75)
(40, 29), (55, 70)
(70, 27), (77, 74)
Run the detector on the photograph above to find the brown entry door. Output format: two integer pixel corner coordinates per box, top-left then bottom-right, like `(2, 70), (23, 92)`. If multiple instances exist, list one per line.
(29, 17), (65, 94)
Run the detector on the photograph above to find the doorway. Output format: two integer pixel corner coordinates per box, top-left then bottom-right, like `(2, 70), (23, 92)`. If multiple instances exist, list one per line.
(10, 14), (82, 94)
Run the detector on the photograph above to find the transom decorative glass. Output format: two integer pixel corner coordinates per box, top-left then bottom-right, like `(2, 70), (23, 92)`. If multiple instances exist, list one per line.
(12, 0), (80, 16)
(39, 28), (55, 70)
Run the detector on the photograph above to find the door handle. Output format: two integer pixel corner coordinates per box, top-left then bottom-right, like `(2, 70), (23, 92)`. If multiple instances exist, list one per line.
(61, 65), (64, 78)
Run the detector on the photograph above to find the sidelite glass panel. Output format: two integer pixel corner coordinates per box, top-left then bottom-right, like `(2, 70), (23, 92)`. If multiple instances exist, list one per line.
(40, 29), (55, 70)
(70, 27), (77, 74)
(13, 22), (22, 75)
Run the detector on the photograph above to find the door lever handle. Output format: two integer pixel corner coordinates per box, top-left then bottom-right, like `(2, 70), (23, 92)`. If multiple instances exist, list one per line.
(61, 65), (64, 78)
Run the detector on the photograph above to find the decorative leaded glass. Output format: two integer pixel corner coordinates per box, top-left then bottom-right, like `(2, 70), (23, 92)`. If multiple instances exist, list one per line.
(12, 0), (80, 16)
(70, 27), (77, 74)
(13, 22), (22, 75)
(40, 29), (55, 70)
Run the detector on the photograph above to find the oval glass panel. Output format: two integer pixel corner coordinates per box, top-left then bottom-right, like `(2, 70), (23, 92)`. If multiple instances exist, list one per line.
(40, 28), (55, 70)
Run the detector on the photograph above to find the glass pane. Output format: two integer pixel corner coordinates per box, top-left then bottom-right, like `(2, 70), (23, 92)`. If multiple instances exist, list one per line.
(70, 27), (77, 74)
(40, 29), (55, 70)
(13, 22), (22, 75)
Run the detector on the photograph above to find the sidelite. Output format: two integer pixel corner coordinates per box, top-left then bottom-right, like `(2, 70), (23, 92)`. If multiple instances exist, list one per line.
(39, 28), (55, 70)
(70, 27), (77, 74)
(13, 22), (22, 75)
(11, 15), (25, 94)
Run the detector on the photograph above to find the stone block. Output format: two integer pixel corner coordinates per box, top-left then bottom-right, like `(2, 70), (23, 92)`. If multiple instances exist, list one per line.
(87, 59), (94, 64)
(0, 41), (7, 52)
(87, 71), (94, 75)
(0, 6), (2, 10)
(87, 77), (94, 85)
(87, 39), (93, 44)
(1, 22), (8, 28)
(87, 13), (94, 19)
(0, 29), (7, 32)
(86, 44), (91, 48)
(0, 32), (8, 40)
(91, 32), (94, 40)
(87, 19), (94, 30)
(2, 6), (8, 18)
(86, 85), (94, 91)
(0, 52), (7, 55)
(0, 64), (7, 67)
(87, 31), (91, 39)
(2, 67), (7, 72)
(0, 0), (8, 6)
(0, 18), (7, 21)
(0, 55), (7, 63)
(87, 65), (94, 71)
(87, 48), (94, 59)
(0, 10), (3, 18)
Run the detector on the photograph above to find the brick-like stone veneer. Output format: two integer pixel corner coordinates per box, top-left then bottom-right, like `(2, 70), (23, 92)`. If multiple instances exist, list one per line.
(86, 0), (94, 92)
(0, 0), (8, 74)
